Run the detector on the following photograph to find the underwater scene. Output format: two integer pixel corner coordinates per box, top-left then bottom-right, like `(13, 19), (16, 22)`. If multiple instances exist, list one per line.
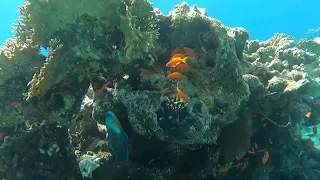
(0, 0), (320, 180)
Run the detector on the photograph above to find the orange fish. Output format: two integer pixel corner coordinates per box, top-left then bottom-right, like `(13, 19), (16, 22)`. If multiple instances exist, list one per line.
(166, 57), (188, 67)
(175, 63), (193, 72)
(176, 82), (190, 103)
(0, 132), (4, 141)
(305, 111), (312, 118)
(171, 48), (183, 56)
(79, 66), (86, 72)
(288, 104), (295, 112)
(11, 102), (22, 108)
(183, 47), (198, 58)
(218, 167), (229, 176)
(167, 72), (185, 79)
(139, 68), (153, 76)
(159, 89), (170, 95)
(262, 151), (269, 164)
(97, 81), (112, 94)
(313, 126), (318, 136)
(307, 140), (316, 150)
(48, 51), (54, 56)
(60, 76), (68, 87)
(171, 53), (187, 59)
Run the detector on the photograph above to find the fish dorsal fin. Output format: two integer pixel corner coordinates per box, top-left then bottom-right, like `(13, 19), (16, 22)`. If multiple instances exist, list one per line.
(176, 82), (183, 102)
(113, 116), (123, 131)
(106, 112), (123, 134)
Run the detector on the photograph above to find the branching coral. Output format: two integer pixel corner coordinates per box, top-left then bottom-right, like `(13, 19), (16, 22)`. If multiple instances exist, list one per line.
(0, 39), (42, 86)
(25, 38), (64, 100)
(12, 5), (36, 45)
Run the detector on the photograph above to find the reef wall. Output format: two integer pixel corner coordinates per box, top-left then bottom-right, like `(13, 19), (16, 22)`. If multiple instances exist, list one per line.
(0, 0), (320, 179)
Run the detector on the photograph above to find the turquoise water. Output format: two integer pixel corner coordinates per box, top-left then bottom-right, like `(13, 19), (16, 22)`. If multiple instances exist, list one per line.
(301, 124), (320, 150)
(0, 0), (319, 45)
(0, 1), (24, 44)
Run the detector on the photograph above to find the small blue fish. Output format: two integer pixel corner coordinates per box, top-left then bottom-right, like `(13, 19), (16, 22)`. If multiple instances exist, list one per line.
(105, 111), (129, 162)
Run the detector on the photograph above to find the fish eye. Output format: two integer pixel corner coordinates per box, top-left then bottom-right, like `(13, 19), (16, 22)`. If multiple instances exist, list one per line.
(106, 112), (113, 118)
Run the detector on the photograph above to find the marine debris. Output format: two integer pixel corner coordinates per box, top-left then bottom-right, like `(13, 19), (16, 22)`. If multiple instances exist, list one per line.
(0, 0), (320, 179)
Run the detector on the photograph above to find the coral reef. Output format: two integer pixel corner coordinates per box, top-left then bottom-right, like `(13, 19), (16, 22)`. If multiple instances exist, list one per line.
(0, 0), (320, 179)
(0, 122), (81, 180)
(23, 0), (158, 100)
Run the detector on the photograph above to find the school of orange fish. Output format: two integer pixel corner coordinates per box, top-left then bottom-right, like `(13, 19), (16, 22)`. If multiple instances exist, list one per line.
(165, 47), (198, 103)
(218, 143), (269, 176)
(139, 47), (197, 103)
(153, 47), (271, 175)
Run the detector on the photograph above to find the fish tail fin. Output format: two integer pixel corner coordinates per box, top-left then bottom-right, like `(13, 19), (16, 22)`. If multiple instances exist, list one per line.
(176, 82), (183, 102)
(182, 57), (188, 64)
(119, 130), (129, 161)
(109, 130), (129, 162)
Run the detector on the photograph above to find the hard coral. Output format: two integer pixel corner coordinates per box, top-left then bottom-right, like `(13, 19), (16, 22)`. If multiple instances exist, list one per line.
(167, 2), (250, 124)
(24, 0), (158, 61)
(119, 0), (159, 60)
(0, 39), (42, 86)
(25, 38), (65, 100)
(24, 0), (123, 46)
(217, 117), (252, 162)
(0, 122), (82, 180)
(4, 0), (320, 179)
(22, 0), (159, 100)
(118, 89), (219, 146)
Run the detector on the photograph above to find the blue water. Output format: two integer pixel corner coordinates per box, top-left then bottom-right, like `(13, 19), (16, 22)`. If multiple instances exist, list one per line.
(0, 0), (319, 45)
(0, 1), (24, 45)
